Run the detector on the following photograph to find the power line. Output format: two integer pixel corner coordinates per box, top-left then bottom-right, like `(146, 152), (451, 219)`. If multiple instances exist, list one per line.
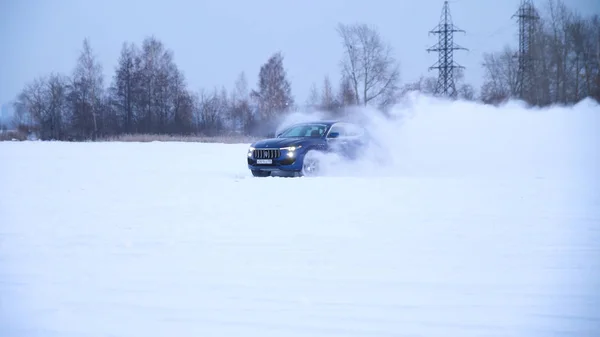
(426, 0), (468, 98)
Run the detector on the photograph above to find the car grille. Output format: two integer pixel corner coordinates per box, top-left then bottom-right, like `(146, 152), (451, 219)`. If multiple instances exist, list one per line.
(253, 148), (280, 159)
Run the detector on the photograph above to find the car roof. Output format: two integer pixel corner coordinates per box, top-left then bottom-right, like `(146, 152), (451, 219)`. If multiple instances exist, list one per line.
(287, 120), (351, 127)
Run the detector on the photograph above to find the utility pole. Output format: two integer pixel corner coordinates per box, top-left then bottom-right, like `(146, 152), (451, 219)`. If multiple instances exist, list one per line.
(427, 0), (467, 98)
(512, 0), (539, 103)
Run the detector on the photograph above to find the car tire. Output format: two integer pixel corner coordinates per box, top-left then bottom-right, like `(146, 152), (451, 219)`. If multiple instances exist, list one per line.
(251, 170), (271, 177)
(301, 150), (320, 177)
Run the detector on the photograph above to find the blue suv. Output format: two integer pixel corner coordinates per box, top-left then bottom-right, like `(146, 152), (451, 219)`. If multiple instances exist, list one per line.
(247, 120), (369, 177)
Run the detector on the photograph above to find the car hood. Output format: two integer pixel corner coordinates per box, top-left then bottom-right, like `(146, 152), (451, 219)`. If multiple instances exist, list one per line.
(251, 138), (307, 149)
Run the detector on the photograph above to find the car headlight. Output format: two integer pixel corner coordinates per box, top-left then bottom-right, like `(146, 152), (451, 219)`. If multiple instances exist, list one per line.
(248, 147), (255, 157)
(281, 145), (301, 158)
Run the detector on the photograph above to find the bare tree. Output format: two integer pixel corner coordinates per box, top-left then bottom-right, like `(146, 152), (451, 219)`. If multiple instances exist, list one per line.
(336, 23), (400, 108)
(556, 6), (600, 102)
(305, 82), (320, 108)
(545, 0), (571, 103)
(218, 85), (230, 131)
(13, 77), (46, 135)
(69, 38), (104, 139)
(170, 67), (194, 134)
(137, 36), (170, 133)
(12, 73), (70, 140)
(479, 46), (520, 104)
(230, 71), (250, 111)
(235, 71), (249, 99)
(338, 75), (357, 107)
(43, 73), (69, 140)
(110, 42), (141, 134)
(588, 15), (600, 102)
(453, 68), (476, 100)
(230, 71), (254, 134)
(197, 88), (225, 135)
(250, 51), (294, 122)
(320, 75), (339, 111)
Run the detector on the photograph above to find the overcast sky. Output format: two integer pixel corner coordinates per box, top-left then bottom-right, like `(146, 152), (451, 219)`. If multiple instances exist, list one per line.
(1, 0), (598, 106)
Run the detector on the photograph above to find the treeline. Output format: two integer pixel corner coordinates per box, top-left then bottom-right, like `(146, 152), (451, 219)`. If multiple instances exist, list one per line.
(11, 38), (294, 140)
(9, 0), (599, 141)
(478, 0), (600, 105)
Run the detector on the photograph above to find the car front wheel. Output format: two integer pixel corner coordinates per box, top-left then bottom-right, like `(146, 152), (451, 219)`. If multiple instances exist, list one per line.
(301, 150), (320, 177)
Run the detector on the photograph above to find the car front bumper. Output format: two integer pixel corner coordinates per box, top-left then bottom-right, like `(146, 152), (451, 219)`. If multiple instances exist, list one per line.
(247, 151), (304, 174)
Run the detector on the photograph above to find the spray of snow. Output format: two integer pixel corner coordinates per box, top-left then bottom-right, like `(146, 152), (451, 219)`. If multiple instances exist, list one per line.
(276, 92), (600, 179)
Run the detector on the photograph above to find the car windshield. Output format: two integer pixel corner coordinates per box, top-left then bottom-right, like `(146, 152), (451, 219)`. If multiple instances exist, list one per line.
(278, 123), (328, 138)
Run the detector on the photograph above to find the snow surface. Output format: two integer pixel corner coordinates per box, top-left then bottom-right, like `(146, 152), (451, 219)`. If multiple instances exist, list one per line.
(1, 94), (599, 336)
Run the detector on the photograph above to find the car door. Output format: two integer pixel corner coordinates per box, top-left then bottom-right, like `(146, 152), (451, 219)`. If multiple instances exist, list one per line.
(326, 123), (352, 157)
(343, 123), (367, 158)
(327, 122), (365, 159)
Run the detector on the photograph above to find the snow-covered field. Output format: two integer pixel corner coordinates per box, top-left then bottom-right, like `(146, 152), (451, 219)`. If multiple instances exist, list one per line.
(1, 95), (599, 336)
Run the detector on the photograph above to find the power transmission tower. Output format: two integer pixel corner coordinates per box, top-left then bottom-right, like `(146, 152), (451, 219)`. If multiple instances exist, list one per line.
(427, 0), (467, 98)
(512, 0), (539, 103)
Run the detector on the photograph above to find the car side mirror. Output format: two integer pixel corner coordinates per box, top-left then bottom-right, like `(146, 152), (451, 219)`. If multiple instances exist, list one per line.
(328, 132), (339, 138)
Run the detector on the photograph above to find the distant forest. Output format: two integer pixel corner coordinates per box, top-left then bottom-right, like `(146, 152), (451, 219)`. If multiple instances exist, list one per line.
(4, 0), (599, 141)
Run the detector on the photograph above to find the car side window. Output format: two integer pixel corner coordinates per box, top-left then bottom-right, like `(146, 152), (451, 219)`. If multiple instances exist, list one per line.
(328, 124), (346, 138)
(304, 126), (325, 137)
